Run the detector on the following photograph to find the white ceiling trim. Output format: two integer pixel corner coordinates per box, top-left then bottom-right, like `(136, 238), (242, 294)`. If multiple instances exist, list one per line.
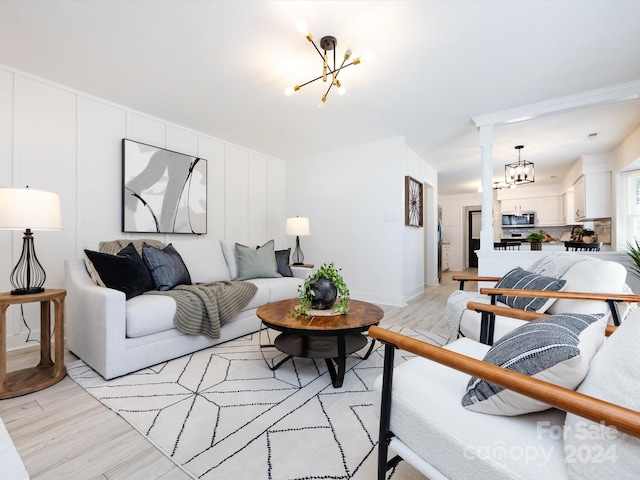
(472, 79), (640, 129)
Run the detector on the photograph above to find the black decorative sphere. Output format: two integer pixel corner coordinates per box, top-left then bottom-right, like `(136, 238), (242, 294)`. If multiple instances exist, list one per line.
(309, 278), (337, 310)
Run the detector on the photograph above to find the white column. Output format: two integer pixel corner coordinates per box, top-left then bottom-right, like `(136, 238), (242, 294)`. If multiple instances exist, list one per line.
(479, 124), (494, 251)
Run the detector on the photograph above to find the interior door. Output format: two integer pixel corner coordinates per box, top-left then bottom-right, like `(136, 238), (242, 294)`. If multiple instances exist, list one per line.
(468, 210), (481, 268)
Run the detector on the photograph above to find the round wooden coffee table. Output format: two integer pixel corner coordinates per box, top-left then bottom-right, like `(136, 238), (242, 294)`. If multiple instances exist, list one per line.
(257, 298), (383, 388)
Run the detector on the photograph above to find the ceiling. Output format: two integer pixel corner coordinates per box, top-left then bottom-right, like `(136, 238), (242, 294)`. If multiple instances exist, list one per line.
(1, 0), (639, 195)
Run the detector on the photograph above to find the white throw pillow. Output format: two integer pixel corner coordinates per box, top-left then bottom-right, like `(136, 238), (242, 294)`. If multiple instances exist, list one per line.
(221, 239), (247, 280)
(547, 260), (627, 317)
(462, 313), (605, 416)
(170, 238), (231, 283)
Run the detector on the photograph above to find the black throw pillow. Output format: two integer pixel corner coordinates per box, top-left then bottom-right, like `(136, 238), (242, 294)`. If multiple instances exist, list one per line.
(275, 248), (293, 277)
(84, 242), (155, 299)
(142, 242), (192, 291)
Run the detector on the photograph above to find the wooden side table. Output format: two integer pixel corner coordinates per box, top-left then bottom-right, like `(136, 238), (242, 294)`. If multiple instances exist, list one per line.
(0, 289), (66, 399)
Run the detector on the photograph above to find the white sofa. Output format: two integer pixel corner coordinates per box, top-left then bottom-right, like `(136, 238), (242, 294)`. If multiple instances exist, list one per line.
(65, 238), (309, 379)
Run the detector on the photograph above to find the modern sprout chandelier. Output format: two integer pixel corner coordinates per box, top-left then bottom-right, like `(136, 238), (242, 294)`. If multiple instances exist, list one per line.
(285, 20), (371, 105)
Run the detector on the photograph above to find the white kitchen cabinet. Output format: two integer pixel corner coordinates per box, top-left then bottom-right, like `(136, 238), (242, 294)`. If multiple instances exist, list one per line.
(536, 196), (563, 226)
(442, 244), (450, 271)
(501, 198), (535, 213)
(563, 192), (575, 225)
(501, 196), (563, 225)
(573, 172), (611, 221)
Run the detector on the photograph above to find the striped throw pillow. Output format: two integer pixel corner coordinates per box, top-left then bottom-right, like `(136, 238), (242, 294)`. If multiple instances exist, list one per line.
(462, 313), (605, 415)
(495, 267), (567, 312)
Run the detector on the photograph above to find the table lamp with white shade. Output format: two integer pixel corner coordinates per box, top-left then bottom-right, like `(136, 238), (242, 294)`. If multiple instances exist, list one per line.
(0, 187), (62, 295)
(286, 216), (310, 265)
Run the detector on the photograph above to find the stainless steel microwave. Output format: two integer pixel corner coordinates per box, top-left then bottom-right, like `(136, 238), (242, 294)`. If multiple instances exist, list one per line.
(502, 211), (536, 227)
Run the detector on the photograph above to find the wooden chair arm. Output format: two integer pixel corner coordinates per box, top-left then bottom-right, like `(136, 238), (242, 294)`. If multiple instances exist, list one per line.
(466, 301), (545, 321)
(479, 288), (640, 303)
(452, 275), (502, 291)
(466, 301), (617, 337)
(369, 325), (640, 438)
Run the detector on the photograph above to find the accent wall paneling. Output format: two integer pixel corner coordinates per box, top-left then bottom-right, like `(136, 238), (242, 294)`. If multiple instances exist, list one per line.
(198, 136), (226, 238)
(267, 158), (286, 247)
(128, 112), (166, 148)
(166, 126), (199, 158)
(224, 144), (250, 242)
(248, 152), (268, 245)
(13, 76), (77, 289)
(0, 70), (13, 298)
(79, 97), (127, 249)
(0, 63), (288, 349)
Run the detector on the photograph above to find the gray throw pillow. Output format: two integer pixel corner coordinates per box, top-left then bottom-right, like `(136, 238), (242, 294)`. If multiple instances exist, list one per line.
(142, 242), (191, 291)
(462, 313), (605, 415)
(494, 267), (567, 312)
(236, 240), (281, 281)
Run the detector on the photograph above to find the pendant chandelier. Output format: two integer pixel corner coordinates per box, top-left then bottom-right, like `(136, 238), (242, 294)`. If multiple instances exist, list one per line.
(505, 145), (535, 186)
(285, 20), (368, 105)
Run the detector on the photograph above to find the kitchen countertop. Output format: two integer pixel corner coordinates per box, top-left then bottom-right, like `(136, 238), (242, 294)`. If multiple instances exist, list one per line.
(497, 241), (610, 251)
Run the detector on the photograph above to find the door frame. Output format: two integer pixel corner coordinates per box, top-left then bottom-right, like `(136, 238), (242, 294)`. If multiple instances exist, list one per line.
(465, 206), (482, 269)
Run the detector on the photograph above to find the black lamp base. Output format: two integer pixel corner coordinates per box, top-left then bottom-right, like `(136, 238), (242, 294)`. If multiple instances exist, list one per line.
(292, 235), (305, 265)
(11, 287), (45, 296)
(9, 229), (47, 296)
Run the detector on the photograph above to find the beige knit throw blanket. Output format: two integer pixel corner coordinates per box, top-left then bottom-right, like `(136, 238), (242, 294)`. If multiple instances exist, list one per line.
(147, 282), (258, 338)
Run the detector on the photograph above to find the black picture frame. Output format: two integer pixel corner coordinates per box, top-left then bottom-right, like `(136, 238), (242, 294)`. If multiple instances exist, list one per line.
(405, 175), (423, 227)
(122, 139), (207, 234)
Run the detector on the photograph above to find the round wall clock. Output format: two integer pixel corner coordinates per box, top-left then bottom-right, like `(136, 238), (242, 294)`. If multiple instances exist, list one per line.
(405, 176), (423, 227)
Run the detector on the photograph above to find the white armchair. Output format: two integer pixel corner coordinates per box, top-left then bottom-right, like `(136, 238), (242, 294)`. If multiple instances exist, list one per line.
(370, 302), (640, 479)
(448, 254), (632, 344)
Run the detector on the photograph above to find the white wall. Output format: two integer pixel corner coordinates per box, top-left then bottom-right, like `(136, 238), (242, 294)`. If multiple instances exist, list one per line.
(404, 147), (436, 297)
(0, 64), (286, 349)
(287, 136), (431, 307)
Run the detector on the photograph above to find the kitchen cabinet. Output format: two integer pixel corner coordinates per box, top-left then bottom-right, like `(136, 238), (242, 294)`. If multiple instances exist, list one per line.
(501, 196), (563, 226)
(573, 172), (611, 221)
(442, 244), (450, 271)
(536, 196), (563, 226)
(500, 198), (535, 213)
(563, 192), (575, 225)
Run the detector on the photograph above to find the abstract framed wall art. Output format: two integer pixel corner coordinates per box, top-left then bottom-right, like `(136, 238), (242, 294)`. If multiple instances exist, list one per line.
(405, 175), (423, 227)
(122, 139), (207, 234)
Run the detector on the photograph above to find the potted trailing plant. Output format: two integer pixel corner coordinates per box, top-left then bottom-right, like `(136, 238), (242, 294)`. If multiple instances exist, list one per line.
(294, 262), (350, 316)
(581, 228), (596, 243)
(526, 231), (546, 251)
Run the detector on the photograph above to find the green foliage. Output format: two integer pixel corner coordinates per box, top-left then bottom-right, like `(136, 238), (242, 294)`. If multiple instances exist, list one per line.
(294, 262), (350, 316)
(626, 239), (640, 280)
(581, 228), (595, 237)
(526, 231), (546, 243)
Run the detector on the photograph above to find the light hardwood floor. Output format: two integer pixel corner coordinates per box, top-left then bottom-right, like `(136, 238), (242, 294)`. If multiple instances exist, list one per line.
(1, 269), (474, 480)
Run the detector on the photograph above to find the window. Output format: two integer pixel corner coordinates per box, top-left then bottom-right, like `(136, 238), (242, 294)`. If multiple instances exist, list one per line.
(620, 170), (640, 247)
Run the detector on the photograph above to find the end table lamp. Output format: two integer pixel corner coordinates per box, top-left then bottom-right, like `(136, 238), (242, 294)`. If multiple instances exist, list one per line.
(0, 187), (62, 295)
(286, 216), (310, 265)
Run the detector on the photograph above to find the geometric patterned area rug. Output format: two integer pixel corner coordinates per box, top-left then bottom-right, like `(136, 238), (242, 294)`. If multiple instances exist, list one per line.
(68, 325), (449, 479)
